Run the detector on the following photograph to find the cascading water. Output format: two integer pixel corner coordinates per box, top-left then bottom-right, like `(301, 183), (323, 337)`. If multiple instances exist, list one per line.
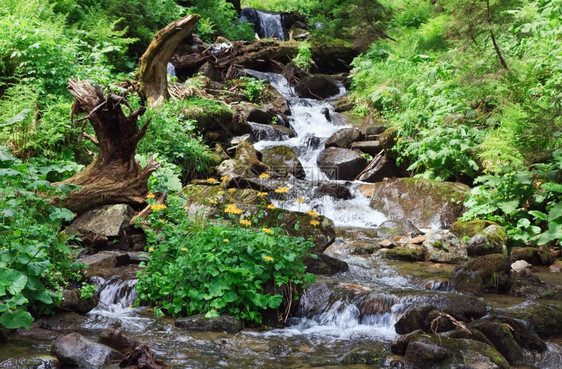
(240, 8), (285, 40)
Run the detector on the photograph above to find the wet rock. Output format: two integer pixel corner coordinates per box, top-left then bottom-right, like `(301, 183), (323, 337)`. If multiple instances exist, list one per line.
(98, 328), (140, 354)
(510, 247), (542, 265)
(466, 225), (507, 257)
(339, 345), (387, 365)
(451, 254), (511, 295)
(494, 316), (547, 352)
(249, 122), (295, 142)
(263, 84), (291, 116)
(404, 336), (510, 369)
(314, 182), (353, 200)
(304, 253), (349, 275)
(260, 146), (305, 179)
(317, 147), (368, 180)
(376, 219), (421, 239)
(506, 302), (562, 338)
(468, 319), (525, 364)
(66, 204), (134, 238)
(538, 244), (555, 266)
(217, 141), (268, 179)
(175, 314), (242, 333)
(37, 312), (88, 332)
(296, 74), (340, 99)
(51, 332), (122, 368)
(325, 128), (363, 148)
(245, 106), (275, 124)
(331, 96), (354, 112)
(0, 356), (61, 369)
(511, 260), (531, 273)
(549, 259), (562, 272)
(421, 229), (467, 263)
(351, 140), (383, 156)
(79, 251), (119, 269)
(508, 270), (562, 300)
(198, 61), (221, 81)
(58, 288), (99, 315)
(381, 248), (421, 261)
(369, 178), (470, 229)
(357, 156), (401, 183)
(391, 329), (424, 355)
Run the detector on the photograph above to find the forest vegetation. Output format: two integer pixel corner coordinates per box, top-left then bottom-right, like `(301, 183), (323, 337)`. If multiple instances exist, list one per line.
(1, 0), (560, 329)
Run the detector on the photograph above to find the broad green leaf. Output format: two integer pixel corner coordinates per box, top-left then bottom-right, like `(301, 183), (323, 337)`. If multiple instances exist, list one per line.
(514, 172), (532, 185)
(34, 290), (54, 304)
(517, 218), (531, 228)
(0, 269), (28, 296)
(497, 200), (519, 214)
(547, 201), (562, 221)
(541, 183), (562, 193)
(0, 109), (31, 128)
(0, 309), (33, 330)
(49, 208), (75, 222)
(537, 224), (562, 245)
(528, 210), (548, 221)
(204, 310), (220, 319)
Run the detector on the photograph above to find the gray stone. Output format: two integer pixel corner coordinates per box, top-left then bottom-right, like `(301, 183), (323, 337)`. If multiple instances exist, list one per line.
(451, 254), (511, 295)
(51, 333), (122, 368)
(66, 204), (134, 238)
(175, 314), (242, 333)
(249, 122), (295, 142)
(296, 74), (340, 99)
(422, 230), (467, 263)
(260, 146), (304, 179)
(246, 107), (275, 124)
(59, 289), (98, 314)
(317, 147), (367, 180)
(325, 128), (363, 148)
(351, 140), (383, 156)
(357, 156), (400, 183)
(466, 225), (507, 257)
(377, 219), (421, 239)
(369, 178), (470, 229)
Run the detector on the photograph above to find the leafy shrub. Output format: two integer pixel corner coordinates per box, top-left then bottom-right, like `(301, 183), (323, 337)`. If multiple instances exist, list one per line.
(292, 41), (313, 72)
(135, 194), (316, 323)
(0, 146), (83, 330)
(463, 149), (562, 248)
(185, 0), (254, 42)
(240, 76), (266, 103)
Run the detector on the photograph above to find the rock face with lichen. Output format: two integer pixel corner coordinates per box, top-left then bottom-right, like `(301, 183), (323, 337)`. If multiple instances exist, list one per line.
(369, 178), (470, 229)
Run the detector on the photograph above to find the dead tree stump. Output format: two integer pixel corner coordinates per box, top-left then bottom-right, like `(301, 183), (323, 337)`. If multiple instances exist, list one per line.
(55, 79), (159, 213)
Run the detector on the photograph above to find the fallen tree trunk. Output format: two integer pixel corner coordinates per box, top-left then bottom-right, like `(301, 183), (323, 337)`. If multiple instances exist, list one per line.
(54, 79), (159, 214)
(136, 14), (200, 107)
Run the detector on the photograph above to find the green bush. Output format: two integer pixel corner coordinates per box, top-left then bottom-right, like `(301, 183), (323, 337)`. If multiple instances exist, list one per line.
(0, 146), (83, 330)
(135, 195), (316, 323)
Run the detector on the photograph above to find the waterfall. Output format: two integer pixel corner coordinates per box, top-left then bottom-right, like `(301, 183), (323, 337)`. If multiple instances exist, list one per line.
(240, 8), (285, 40)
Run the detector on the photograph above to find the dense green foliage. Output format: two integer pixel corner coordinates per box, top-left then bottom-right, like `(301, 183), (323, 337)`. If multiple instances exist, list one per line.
(135, 194), (315, 323)
(0, 146), (83, 329)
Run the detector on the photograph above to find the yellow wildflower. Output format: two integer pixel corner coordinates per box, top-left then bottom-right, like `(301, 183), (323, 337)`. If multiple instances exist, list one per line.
(263, 256), (274, 262)
(240, 219), (252, 227)
(73, 212), (78, 217)
(393, 137), (397, 141)
(206, 178), (218, 184)
(398, 137), (403, 142)
(223, 239), (229, 243)
(225, 204), (243, 214)
(306, 209), (320, 218)
(181, 247), (188, 251)
(150, 203), (167, 212)
(184, 204), (190, 210)
(536, 181), (542, 187)
(267, 204), (276, 210)
(148, 247), (155, 252)
(258, 192), (268, 197)
(159, 219), (164, 223)
(146, 193), (155, 199)
(221, 175), (230, 181)
(296, 198), (305, 203)
(262, 227), (274, 234)
(275, 186), (289, 194)
(310, 219), (320, 227)
(227, 188), (237, 194)
(209, 199), (218, 205)
(259, 173), (270, 179)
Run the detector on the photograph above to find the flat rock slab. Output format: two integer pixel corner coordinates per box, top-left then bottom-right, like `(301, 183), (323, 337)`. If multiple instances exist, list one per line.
(66, 204), (134, 237)
(51, 332), (122, 368)
(175, 314), (242, 333)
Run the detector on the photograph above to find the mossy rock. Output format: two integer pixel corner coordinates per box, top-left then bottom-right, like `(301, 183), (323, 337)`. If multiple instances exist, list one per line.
(507, 302), (562, 338)
(450, 219), (497, 238)
(382, 247), (421, 261)
(339, 345), (388, 365)
(451, 254), (511, 295)
(369, 178), (470, 229)
(260, 146), (304, 179)
(510, 247), (541, 265)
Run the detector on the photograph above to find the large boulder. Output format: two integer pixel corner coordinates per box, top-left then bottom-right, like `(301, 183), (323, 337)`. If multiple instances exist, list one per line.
(466, 225), (507, 257)
(175, 314), (242, 333)
(356, 156), (400, 183)
(369, 178), (470, 229)
(351, 140), (383, 156)
(58, 289), (98, 315)
(66, 204), (133, 238)
(248, 122), (295, 142)
(260, 146), (305, 179)
(451, 254), (511, 295)
(217, 141), (268, 179)
(317, 147), (367, 180)
(296, 74), (340, 99)
(51, 333), (122, 368)
(325, 128), (363, 148)
(505, 302), (562, 338)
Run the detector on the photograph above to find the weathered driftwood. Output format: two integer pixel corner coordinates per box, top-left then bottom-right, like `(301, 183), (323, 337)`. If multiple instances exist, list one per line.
(136, 14), (200, 107)
(54, 79), (159, 213)
(119, 344), (167, 369)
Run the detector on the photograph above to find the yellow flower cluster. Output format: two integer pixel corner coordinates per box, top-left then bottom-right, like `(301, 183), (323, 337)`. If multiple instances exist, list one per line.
(257, 192), (268, 197)
(146, 193), (155, 199)
(150, 203), (167, 212)
(206, 178), (218, 184)
(267, 204), (276, 210)
(275, 186), (289, 194)
(225, 204), (243, 214)
(209, 199), (218, 205)
(306, 209), (319, 218)
(221, 175), (230, 181)
(263, 256), (274, 261)
(259, 173), (270, 179)
(309, 219), (320, 227)
(148, 247), (155, 252)
(227, 188), (236, 194)
(223, 238), (229, 243)
(296, 198), (305, 203)
(240, 219), (252, 227)
(181, 247), (188, 251)
(262, 228), (273, 234)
